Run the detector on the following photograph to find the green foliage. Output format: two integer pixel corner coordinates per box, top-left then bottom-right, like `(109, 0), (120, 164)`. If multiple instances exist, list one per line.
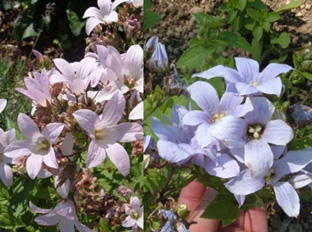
(66, 10), (85, 36)
(276, 1), (303, 12)
(143, 0), (160, 31)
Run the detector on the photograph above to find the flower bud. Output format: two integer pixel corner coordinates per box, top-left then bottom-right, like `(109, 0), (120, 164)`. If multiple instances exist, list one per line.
(176, 203), (189, 219)
(149, 42), (169, 72)
(144, 36), (159, 53)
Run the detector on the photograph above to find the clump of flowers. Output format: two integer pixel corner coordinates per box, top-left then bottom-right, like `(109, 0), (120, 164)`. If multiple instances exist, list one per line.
(148, 57), (312, 219)
(0, 0), (143, 231)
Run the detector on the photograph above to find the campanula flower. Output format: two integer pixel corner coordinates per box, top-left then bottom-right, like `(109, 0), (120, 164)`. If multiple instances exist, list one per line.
(150, 43), (169, 72)
(122, 197), (143, 230)
(144, 36), (159, 53)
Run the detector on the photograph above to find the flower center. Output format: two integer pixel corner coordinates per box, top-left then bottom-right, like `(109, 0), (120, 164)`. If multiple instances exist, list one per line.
(125, 78), (135, 89)
(247, 124), (263, 139)
(36, 138), (50, 152)
(212, 113), (225, 123)
(130, 209), (140, 220)
(252, 81), (259, 87)
(94, 129), (105, 140)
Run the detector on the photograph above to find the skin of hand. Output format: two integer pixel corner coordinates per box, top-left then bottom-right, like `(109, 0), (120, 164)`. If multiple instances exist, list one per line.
(178, 181), (269, 232)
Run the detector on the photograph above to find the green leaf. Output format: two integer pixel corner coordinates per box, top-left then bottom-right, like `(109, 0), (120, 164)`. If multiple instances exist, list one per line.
(22, 23), (39, 40)
(0, 207), (24, 229)
(66, 10), (85, 36)
(271, 32), (291, 49)
(144, 10), (160, 31)
(253, 26), (263, 40)
(276, 1), (303, 12)
(238, 0), (247, 11)
(0, 184), (9, 204)
(246, 8), (260, 21)
(221, 32), (253, 54)
(266, 12), (280, 22)
(99, 218), (112, 232)
(201, 194), (240, 227)
(176, 45), (209, 70)
(301, 71), (312, 81)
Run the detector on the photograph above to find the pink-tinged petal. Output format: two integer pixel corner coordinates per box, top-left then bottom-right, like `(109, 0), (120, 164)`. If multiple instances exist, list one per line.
(29, 201), (51, 214)
(244, 139), (273, 178)
(225, 169), (265, 195)
(187, 81), (219, 115)
(129, 102), (143, 120)
(112, 0), (127, 9)
(18, 113), (39, 139)
(182, 110), (211, 126)
(42, 123), (64, 144)
(114, 123), (143, 142)
(157, 140), (192, 164)
(0, 162), (13, 186)
(85, 17), (103, 35)
(83, 7), (102, 18)
(59, 220), (75, 232)
(124, 45), (143, 76)
(43, 149), (58, 169)
(273, 182), (299, 217)
(234, 57), (259, 82)
(5, 128), (16, 145)
(53, 59), (74, 77)
(35, 214), (60, 226)
(257, 77), (282, 96)
(245, 97), (275, 125)
(137, 214), (144, 229)
(77, 57), (98, 81)
(26, 154), (43, 179)
(103, 11), (118, 23)
(262, 120), (294, 146)
(192, 65), (242, 83)
(273, 148), (312, 181)
(70, 79), (87, 95)
(55, 176), (70, 199)
(49, 72), (69, 84)
(209, 116), (247, 149)
(130, 197), (141, 208)
(60, 133), (75, 156)
(87, 140), (106, 168)
(134, 76), (144, 93)
(37, 167), (53, 179)
(235, 82), (259, 95)
(73, 109), (98, 135)
(234, 194), (245, 208)
(0, 99), (7, 113)
(98, 0), (112, 14)
(75, 221), (94, 232)
(4, 141), (31, 158)
(106, 143), (130, 176)
(100, 90), (125, 126)
(122, 216), (136, 227)
(259, 63), (293, 81)
(290, 174), (312, 189)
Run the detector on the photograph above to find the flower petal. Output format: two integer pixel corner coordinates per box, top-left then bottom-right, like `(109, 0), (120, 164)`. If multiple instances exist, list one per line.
(262, 120), (294, 145)
(0, 162), (13, 187)
(289, 174), (312, 189)
(4, 141), (31, 158)
(73, 109), (98, 135)
(87, 140), (106, 168)
(53, 59), (74, 77)
(83, 7), (102, 18)
(235, 82), (259, 95)
(26, 154), (43, 179)
(273, 182), (299, 217)
(42, 123), (64, 144)
(129, 102), (143, 120)
(75, 221), (94, 232)
(85, 17), (103, 35)
(244, 139), (273, 178)
(43, 149), (58, 169)
(106, 143), (130, 176)
(18, 113), (39, 139)
(206, 153), (240, 178)
(0, 99), (7, 113)
(187, 81), (219, 115)
(257, 77), (282, 96)
(29, 201), (51, 214)
(245, 97), (275, 125)
(122, 216), (136, 228)
(59, 220), (75, 232)
(182, 110), (211, 126)
(34, 214), (60, 226)
(259, 63), (293, 81)
(157, 140), (192, 164)
(60, 133), (75, 156)
(225, 169), (265, 195)
(192, 65), (242, 83)
(234, 57), (259, 83)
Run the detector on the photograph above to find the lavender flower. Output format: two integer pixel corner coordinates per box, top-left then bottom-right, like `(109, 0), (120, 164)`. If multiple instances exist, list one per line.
(149, 43), (169, 72)
(0, 99), (7, 113)
(193, 57), (293, 96)
(122, 197), (143, 230)
(0, 128), (15, 186)
(144, 36), (159, 53)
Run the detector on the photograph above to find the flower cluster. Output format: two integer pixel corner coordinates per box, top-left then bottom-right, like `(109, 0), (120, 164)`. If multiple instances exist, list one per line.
(149, 57), (312, 217)
(0, 0), (143, 231)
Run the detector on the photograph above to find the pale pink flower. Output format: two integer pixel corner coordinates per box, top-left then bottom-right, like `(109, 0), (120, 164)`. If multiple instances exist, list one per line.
(16, 69), (53, 107)
(129, 102), (143, 120)
(0, 99), (7, 113)
(30, 200), (93, 232)
(4, 113), (64, 179)
(0, 128), (16, 186)
(73, 90), (143, 176)
(122, 197), (143, 230)
(83, 0), (127, 35)
(50, 57), (99, 95)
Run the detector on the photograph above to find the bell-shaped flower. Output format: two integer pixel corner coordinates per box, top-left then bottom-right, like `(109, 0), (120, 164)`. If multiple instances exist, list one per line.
(149, 42), (169, 72)
(122, 197), (143, 230)
(211, 97), (293, 178)
(50, 57), (99, 95)
(0, 128), (16, 186)
(30, 200), (93, 232)
(16, 69), (53, 107)
(0, 99), (7, 113)
(144, 36), (159, 53)
(83, 0), (127, 35)
(4, 113), (64, 179)
(73, 90), (143, 176)
(193, 57), (292, 96)
(182, 81), (253, 148)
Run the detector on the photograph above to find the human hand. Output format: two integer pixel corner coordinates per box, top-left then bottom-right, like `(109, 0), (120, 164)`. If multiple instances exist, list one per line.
(178, 181), (268, 232)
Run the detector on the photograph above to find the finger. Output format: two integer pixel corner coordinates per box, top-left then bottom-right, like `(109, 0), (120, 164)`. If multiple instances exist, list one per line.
(178, 181), (206, 212)
(244, 207), (268, 232)
(221, 225), (245, 232)
(187, 188), (220, 232)
(232, 211), (245, 228)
